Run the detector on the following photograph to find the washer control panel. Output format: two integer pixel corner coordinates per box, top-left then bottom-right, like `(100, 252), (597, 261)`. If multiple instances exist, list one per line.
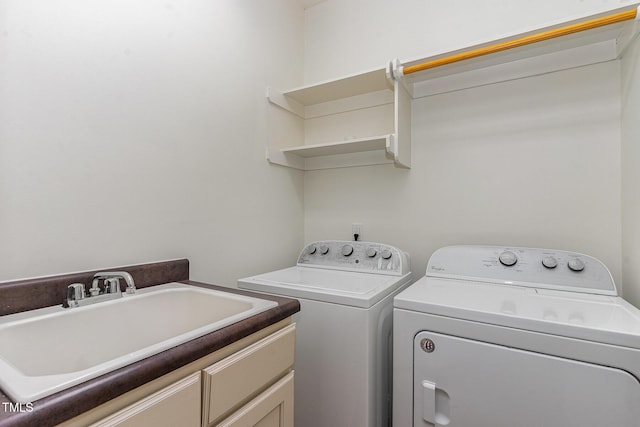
(298, 240), (409, 276)
(427, 245), (616, 296)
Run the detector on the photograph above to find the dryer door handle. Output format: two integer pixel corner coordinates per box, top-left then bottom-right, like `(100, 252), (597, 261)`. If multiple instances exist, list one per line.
(422, 381), (451, 426)
(422, 381), (437, 423)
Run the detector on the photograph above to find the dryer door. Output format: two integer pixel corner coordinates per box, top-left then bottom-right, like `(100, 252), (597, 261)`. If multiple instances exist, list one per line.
(414, 331), (640, 427)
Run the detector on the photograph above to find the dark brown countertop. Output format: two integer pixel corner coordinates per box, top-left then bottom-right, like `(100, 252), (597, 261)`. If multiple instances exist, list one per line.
(0, 261), (300, 427)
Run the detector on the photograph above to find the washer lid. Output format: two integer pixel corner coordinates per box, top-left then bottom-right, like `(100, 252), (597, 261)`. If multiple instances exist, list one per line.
(394, 277), (640, 349)
(238, 266), (411, 308)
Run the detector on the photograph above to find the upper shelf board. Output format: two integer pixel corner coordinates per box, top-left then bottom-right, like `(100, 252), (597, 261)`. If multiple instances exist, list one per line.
(282, 68), (390, 106)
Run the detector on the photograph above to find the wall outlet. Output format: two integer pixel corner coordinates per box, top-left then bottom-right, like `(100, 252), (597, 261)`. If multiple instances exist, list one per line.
(352, 223), (363, 241)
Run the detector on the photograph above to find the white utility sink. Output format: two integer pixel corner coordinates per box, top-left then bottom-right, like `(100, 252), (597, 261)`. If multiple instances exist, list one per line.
(0, 282), (277, 403)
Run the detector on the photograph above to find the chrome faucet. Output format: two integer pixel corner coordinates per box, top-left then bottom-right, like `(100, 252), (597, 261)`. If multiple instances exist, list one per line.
(90, 271), (136, 295)
(64, 271), (136, 308)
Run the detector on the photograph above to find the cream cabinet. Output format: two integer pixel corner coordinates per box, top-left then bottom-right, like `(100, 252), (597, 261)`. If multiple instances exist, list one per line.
(89, 373), (201, 427)
(202, 323), (295, 427)
(216, 372), (294, 427)
(60, 320), (295, 427)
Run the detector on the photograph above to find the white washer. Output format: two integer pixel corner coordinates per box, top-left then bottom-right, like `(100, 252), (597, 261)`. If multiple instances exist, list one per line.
(239, 240), (411, 427)
(394, 245), (640, 427)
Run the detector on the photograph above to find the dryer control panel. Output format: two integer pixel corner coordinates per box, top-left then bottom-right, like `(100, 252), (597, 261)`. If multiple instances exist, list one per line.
(426, 245), (617, 296)
(298, 240), (410, 276)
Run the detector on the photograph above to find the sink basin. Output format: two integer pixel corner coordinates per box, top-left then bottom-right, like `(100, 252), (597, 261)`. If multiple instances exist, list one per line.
(0, 282), (277, 403)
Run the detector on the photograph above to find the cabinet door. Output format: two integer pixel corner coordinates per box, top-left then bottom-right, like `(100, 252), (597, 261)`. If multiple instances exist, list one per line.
(90, 373), (201, 427)
(216, 371), (294, 427)
(203, 324), (295, 426)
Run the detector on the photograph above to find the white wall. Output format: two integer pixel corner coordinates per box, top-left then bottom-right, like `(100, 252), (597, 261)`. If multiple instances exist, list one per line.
(303, 0), (625, 290)
(1, 0), (634, 302)
(305, 63), (622, 285)
(0, 0), (305, 286)
(622, 36), (640, 307)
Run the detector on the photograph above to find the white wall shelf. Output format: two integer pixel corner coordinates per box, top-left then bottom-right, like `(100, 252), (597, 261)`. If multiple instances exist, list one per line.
(267, 3), (638, 172)
(393, 4), (640, 98)
(266, 67), (411, 171)
(267, 135), (394, 171)
(282, 135), (391, 157)
(282, 68), (390, 106)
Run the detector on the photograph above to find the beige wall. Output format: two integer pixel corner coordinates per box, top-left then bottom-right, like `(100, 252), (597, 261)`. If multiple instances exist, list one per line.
(303, 0), (627, 293)
(305, 62), (622, 286)
(2, 0), (637, 303)
(622, 35), (640, 307)
(0, 0), (305, 285)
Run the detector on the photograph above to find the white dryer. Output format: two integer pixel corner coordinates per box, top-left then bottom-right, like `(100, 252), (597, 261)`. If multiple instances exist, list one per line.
(393, 245), (640, 427)
(239, 240), (411, 427)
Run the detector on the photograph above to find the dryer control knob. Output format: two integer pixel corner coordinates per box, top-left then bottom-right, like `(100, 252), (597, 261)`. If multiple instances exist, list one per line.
(568, 258), (585, 272)
(499, 251), (518, 266)
(381, 249), (392, 260)
(366, 247), (377, 258)
(320, 245), (329, 255)
(308, 245), (317, 255)
(542, 256), (558, 269)
(342, 244), (354, 257)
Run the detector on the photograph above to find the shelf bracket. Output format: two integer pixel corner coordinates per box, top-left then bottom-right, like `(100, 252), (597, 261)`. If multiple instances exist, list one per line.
(616, 7), (640, 57)
(266, 87), (305, 118)
(266, 148), (306, 170)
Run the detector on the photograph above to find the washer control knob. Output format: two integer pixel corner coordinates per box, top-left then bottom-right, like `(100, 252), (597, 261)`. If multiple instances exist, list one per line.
(499, 251), (518, 266)
(308, 245), (317, 255)
(341, 244), (354, 257)
(381, 249), (392, 260)
(320, 245), (329, 255)
(366, 247), (377, 258)
(542, 256), (558, 269)
(568, 258), (585, 272)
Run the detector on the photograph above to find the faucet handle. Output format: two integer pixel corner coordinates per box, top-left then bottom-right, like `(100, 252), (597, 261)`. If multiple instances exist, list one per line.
(92, 271), (136, 294)
(68, 283), (85, 300)
(104, 277), (120, 294)
(66, 283), (86, 307)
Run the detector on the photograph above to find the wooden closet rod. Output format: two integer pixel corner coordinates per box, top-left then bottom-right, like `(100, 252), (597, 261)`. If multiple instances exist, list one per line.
(402, 8), (638, 76)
